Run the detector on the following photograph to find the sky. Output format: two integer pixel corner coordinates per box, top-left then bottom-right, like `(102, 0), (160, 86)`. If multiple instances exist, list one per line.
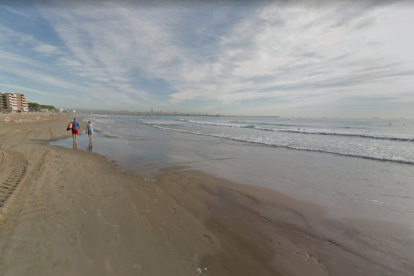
(0, 0), (413, 118)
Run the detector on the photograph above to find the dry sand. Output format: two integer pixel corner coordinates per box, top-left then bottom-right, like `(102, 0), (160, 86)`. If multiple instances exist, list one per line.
(0, 113), (412, 275)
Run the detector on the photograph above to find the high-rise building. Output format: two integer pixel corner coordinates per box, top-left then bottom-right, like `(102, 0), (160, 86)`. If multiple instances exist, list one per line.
(0, 92), (29, 112)
(17, 93), (29, 112)
(0, 93), (3, 110)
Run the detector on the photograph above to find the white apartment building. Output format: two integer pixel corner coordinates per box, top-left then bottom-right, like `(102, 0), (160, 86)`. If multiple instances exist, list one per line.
(0, 92), (4, 110)
(0, 92), (29, 113)
(18, 93), (29, 112)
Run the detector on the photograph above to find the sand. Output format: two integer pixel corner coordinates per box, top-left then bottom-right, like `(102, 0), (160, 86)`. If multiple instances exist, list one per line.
(0, 113), (412, 275)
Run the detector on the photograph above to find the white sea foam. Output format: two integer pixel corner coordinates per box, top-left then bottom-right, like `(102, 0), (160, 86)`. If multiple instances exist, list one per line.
(141, 122), (414, 165)
(180, 119), (254, 128)
(273, 129), (414, 142)
(178, 119), (414, 142)
(87, 115), (414, 166)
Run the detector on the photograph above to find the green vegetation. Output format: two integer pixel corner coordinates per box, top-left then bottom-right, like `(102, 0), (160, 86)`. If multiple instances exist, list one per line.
(28, 102), (56, 111)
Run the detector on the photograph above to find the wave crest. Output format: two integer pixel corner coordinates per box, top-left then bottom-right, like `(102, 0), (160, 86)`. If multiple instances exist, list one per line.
(141, 122), (414, 165)
(178, 119), (413, 142)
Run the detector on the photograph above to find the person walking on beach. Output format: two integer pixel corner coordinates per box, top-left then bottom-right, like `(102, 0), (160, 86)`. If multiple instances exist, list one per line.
(86, 120), (93, 149)
(71, 118), (80, 143)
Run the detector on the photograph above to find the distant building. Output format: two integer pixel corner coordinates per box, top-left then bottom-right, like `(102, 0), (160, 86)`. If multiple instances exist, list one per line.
(0, 92), (29, 113)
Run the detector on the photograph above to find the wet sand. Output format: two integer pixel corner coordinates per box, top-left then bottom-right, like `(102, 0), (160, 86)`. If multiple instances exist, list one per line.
(0, 113), (413, 275)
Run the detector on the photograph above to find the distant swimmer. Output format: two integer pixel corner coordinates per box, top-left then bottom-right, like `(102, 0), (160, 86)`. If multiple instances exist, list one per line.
(298, 128), (300, 130)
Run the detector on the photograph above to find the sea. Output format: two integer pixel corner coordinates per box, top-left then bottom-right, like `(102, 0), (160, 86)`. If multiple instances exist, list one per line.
(52, 115), (414, 224)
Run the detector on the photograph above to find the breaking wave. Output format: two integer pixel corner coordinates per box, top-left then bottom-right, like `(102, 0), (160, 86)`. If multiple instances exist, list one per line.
(179, 119), (413, 142)
(141, 122), (414, 165)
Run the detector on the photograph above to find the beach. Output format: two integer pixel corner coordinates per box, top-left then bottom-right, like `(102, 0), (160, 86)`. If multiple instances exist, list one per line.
(0, 113), (413, 275)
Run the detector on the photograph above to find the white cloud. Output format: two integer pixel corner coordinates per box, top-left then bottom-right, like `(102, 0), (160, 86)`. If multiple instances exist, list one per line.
(167, 1), (414, 107)
(0, 83), (50, 95)
(34, 44), (59, 55)
(1, 0), (414, 115)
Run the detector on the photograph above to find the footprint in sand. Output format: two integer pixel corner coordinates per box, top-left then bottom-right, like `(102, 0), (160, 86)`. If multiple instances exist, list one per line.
(267, 239), (281, 245)
(67, 233), (77, 245)
(175, 223), (182, 230)
(202, 234), (212, 243)
(62, 210), (70, 217)
(113, 224), (119, 232)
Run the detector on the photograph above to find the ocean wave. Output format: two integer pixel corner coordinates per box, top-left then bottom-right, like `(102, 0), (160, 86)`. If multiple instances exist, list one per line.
(273, 129), (414, 142)
(177, 119), (413, 142)
(230, 121), (292, 127)
(178, 119), (255, 128)
(140, 120), (180, 126)
(144, 123), (414, 165)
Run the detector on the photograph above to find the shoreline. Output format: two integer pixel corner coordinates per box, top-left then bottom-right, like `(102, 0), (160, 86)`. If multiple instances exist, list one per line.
(0, 114), (413, 275)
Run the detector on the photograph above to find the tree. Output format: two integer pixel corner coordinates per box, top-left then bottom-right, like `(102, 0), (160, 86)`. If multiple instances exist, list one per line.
(28, 102), (56, 112)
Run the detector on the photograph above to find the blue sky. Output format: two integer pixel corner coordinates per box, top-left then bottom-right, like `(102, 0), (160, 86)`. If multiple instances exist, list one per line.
(0, 0), (414, 117)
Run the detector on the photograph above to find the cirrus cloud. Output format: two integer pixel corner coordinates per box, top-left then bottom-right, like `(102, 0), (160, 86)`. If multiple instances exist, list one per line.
(0, 0), (413, 117)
